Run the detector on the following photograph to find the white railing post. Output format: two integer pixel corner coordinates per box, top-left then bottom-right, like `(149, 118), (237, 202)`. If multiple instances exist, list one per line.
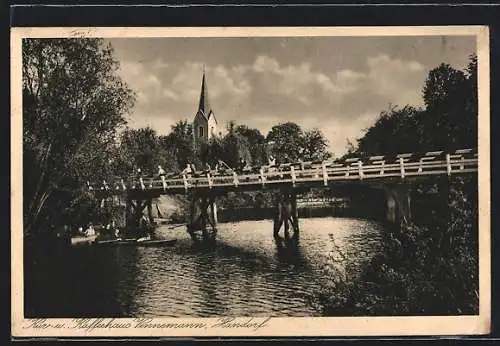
(345, 164), (350, 177)
(380, 160), (385, 175)
(399, 157), (405, 179)
(259, 167), (266, 186)
(446, 153), (451, 176)
(183, 174), (189, 191)
(358, 161), (364, 180)
(121, 179), (126, 191)
(418, 158), (423, 173)
(140, 177), (145, 190)
(207, 173), (213, 189)
(291, 166), (296, 187)
(322, 162), (328, 186)
(460, 156), (465, 170)
(161, 176), (167, 191)
(233, 171), (239, 187)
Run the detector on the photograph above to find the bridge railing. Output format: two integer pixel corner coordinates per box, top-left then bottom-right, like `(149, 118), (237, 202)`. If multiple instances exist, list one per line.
(88, 148), (478, 193)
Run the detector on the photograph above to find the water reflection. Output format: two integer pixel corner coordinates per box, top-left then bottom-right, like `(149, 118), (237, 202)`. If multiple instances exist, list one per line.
(25, 217), (384, 317)
(274, 235), (304, 268)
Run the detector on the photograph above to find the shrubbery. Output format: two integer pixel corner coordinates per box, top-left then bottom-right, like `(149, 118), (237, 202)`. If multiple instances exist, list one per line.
(315, 176), (478, 316)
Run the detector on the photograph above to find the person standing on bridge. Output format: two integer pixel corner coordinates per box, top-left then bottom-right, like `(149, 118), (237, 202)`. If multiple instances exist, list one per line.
(237, 157), (247, 174)
(215, 160), (230, 174)
(137, 168), (146, 190)
(202, 162), (211, 173)
(182, 163), (193, 178)
(157, 165), (166, 177)
(158, 165), (167, 188)
(268, 155), (276, 167)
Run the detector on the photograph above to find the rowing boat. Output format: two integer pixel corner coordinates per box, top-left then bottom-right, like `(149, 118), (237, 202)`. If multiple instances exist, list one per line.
(135, 239), (177, 247)
(93, 238), (136, 246)
(92, 238), (176, 247)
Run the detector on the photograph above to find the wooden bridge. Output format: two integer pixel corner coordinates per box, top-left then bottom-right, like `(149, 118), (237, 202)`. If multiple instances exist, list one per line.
(88, 148), (478, 241)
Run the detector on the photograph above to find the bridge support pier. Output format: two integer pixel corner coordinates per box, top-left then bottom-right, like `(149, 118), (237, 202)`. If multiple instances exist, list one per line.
(125, 197), (155, 238)
(273, 190), (299, 240)
(385, 184), (412, 225)
(187, 193), (218, 241)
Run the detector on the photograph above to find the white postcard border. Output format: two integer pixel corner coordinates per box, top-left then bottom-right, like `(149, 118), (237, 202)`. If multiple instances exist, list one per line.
(11, 25), (491, 338)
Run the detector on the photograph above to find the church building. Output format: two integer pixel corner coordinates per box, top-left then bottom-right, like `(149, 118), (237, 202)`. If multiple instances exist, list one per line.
(193, 69), (217, 147)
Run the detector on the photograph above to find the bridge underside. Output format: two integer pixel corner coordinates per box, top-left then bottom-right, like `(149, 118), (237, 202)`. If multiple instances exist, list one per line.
(99, 179), (442, 241)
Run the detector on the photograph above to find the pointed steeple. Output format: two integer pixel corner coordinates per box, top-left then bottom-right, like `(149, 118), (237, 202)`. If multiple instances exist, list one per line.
(197, 66), (213, 120)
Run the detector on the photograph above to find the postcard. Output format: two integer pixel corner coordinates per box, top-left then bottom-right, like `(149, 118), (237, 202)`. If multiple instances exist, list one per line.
(11, 25), (490, 337)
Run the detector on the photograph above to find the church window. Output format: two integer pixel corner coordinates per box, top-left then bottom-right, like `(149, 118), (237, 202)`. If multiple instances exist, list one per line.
(199, 126), (204, 137)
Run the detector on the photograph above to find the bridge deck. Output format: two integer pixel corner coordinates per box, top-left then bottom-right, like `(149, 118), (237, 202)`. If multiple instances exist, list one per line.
(89, 149), (478, 197)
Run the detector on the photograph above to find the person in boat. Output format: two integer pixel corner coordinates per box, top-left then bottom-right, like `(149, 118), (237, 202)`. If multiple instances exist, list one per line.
(105, 222), (117, 240)
(109, 221), (121, 240)
(64, 224), (71, 246)
(85, 222), (96, 237)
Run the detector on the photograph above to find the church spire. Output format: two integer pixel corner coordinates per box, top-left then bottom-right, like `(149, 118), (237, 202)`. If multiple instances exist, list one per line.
(197, 66), (212, 119)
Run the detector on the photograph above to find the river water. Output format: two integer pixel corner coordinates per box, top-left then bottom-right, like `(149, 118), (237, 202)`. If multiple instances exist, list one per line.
(25, 217), (384, 317)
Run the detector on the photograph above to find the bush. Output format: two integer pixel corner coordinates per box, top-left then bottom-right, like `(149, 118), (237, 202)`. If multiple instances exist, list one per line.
(315, 177), (478, 316)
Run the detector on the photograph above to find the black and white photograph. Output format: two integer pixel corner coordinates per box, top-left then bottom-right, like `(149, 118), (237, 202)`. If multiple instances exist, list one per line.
(11, 26), (490, 337)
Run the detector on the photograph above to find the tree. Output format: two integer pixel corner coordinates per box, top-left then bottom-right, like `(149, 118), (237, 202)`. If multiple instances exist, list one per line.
(323, 55), (480, 315)
(221, 131), (252, 168)
(234, 125), (266, 166)
(422, 63), (467, 111)
(162, 120), (199, 169)
(22, 38), (135, 235)
(356, 105), (423, 155)
(420, 58), (477, 150)
(302, 128), (331, 161)
(117, 127), (161, 176)
(266, 122), (304, 163)
(354, 56), (478, 156)
(199, 135), (224, 168)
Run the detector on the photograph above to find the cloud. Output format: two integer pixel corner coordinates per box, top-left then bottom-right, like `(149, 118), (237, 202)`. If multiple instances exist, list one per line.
(117, 52), (429, 155)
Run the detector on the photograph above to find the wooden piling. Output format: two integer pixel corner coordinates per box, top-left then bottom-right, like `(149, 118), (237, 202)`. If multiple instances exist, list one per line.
(273, 190), (299, 239)
(187, 193), (218, 241)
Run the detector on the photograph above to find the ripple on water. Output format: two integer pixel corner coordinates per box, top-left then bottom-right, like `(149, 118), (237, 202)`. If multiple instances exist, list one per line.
(31, 217), (383, 317)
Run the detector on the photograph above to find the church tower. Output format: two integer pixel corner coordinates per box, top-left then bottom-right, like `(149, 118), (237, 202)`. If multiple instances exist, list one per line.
(193, 68), (217, 147)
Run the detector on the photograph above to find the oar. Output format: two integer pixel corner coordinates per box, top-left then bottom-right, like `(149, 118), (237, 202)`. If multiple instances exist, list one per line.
(166, 224), (186, 230)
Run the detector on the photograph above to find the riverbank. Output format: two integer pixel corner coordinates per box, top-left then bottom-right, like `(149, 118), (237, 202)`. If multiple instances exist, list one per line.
(313, 177), (479, 316)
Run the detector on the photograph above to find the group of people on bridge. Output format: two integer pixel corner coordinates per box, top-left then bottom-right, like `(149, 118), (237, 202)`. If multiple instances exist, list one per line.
(90, 153), (318, 192)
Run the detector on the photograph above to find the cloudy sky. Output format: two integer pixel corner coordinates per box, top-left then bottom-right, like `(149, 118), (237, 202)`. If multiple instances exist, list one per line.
(106, 35), (475, 156)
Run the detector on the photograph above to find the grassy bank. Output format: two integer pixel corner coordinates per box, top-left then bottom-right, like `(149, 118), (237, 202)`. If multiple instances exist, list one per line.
(314, 176), (479, 316)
